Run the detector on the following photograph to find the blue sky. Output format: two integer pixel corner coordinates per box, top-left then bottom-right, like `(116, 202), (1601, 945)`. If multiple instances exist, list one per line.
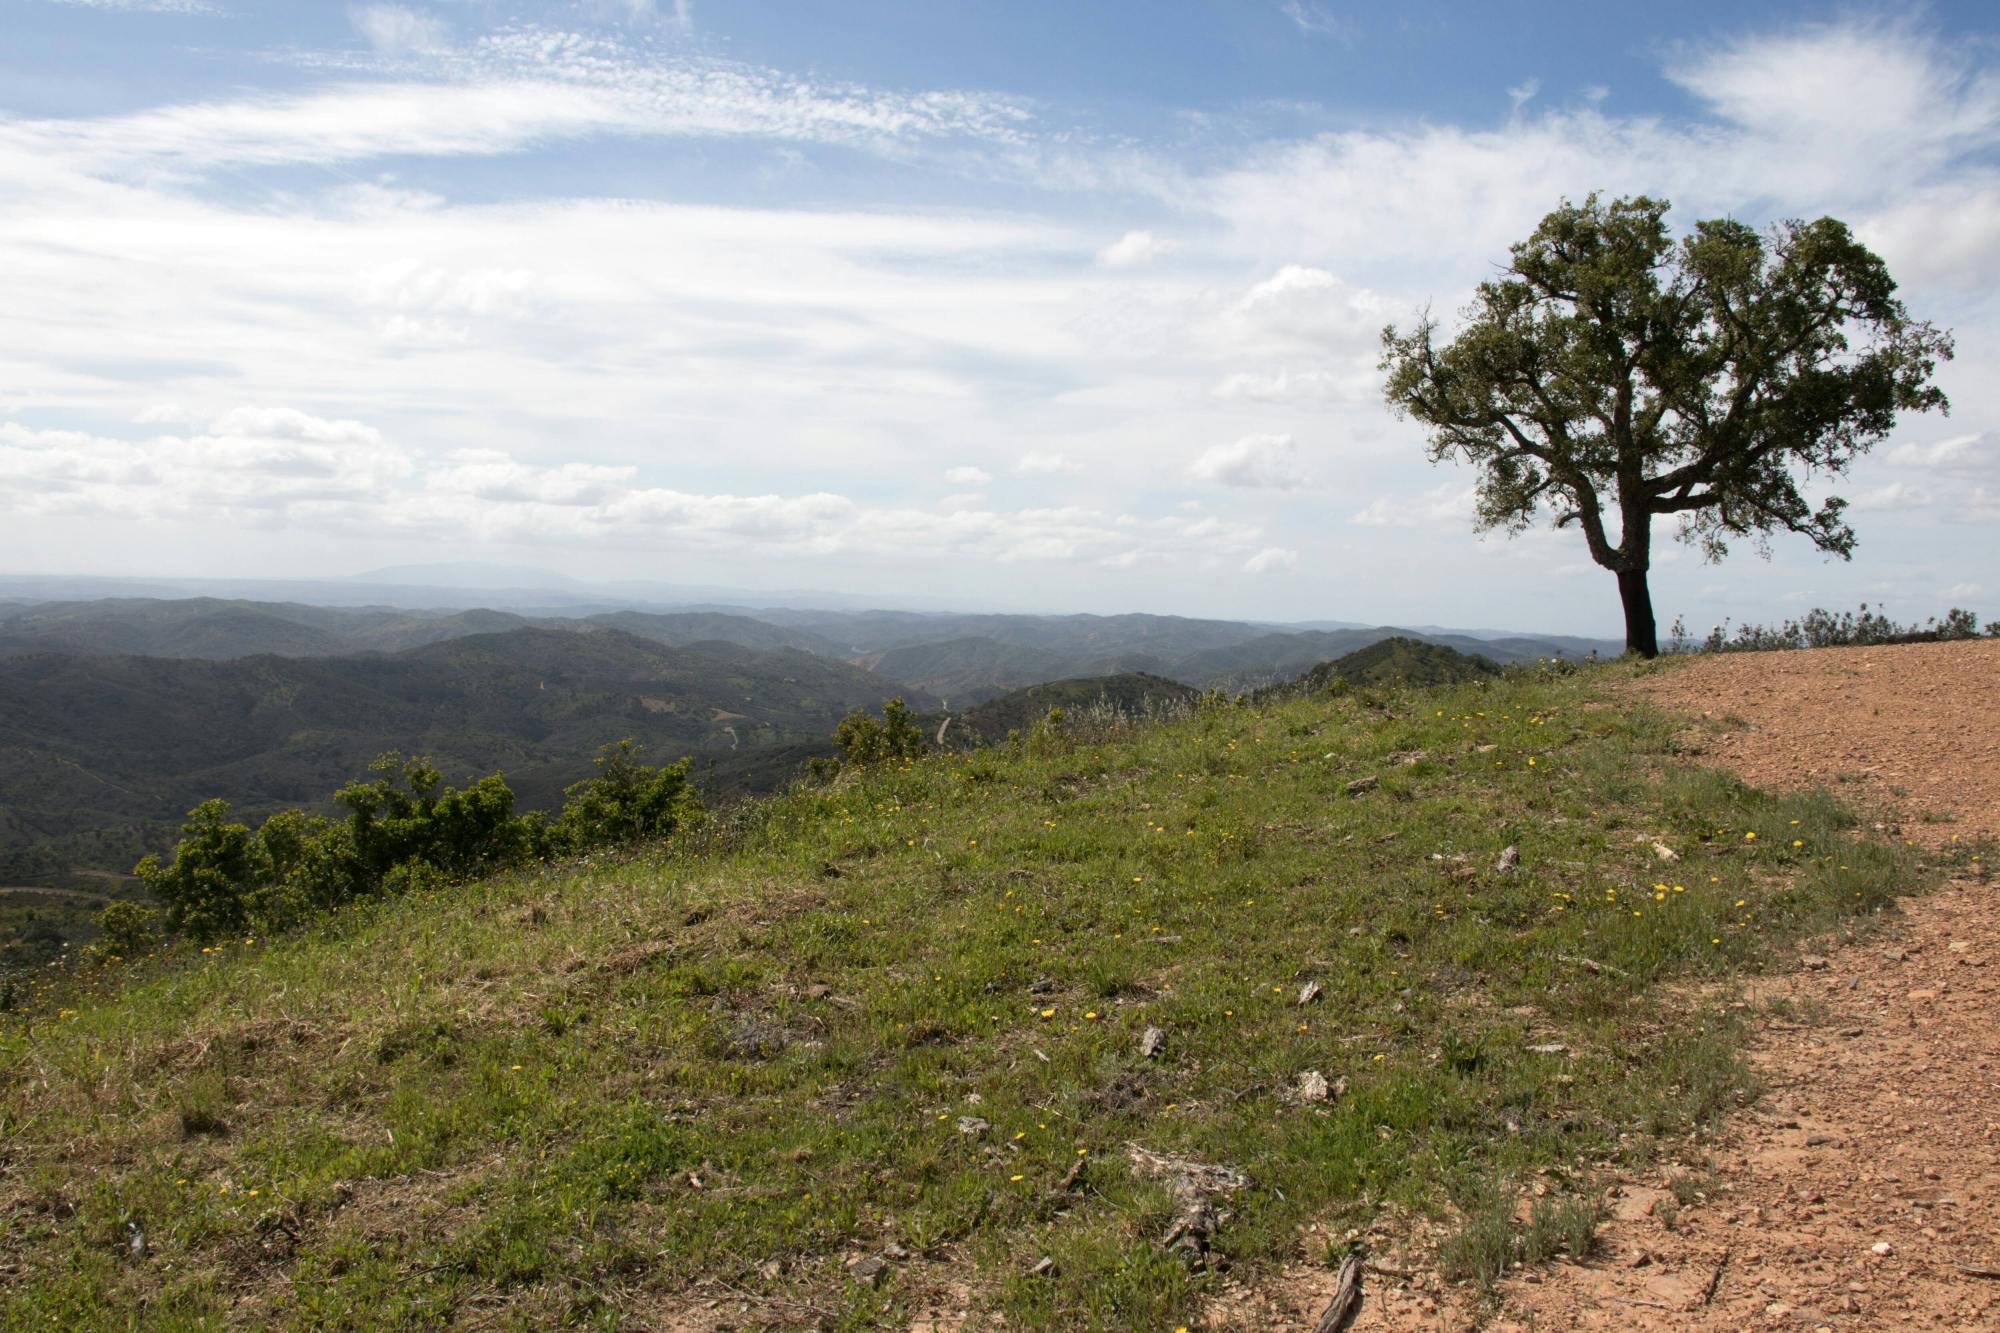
(3, 1), (1997, 632)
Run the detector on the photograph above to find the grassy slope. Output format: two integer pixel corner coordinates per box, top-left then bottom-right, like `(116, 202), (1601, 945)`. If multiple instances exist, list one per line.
(0, 665), (1935, 1329)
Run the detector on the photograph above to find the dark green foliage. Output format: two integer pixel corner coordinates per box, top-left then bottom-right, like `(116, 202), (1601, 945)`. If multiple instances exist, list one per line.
(336, 754), (533, 885)
(1383, 194), (1953, 658)
(553, 740), (701, 851)
(832, 697), (926, 767)
(1279, 637), (1502, 697)
(133, 800), (265, 940)
(90, 900), (161, 960)
(127, 745), (703, 944)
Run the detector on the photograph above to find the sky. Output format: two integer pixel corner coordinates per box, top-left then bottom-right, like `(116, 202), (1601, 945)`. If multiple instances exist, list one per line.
(2, 1), (1997, 634)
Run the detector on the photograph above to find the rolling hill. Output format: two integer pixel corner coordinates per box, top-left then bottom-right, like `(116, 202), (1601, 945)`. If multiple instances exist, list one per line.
(0, 627), (931, 883)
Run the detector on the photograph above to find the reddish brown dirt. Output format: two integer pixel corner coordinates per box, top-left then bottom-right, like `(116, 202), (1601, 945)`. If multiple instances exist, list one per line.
(1226, 640), (2000, 1331)
(1628, 639), (2000, 847)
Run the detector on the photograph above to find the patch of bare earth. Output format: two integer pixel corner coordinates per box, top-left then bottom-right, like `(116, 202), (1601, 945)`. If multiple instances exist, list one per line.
(1220, 640), (2000, 1331)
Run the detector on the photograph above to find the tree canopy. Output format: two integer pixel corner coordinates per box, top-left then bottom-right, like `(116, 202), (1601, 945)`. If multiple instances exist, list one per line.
(1380, 194), (1953, 656)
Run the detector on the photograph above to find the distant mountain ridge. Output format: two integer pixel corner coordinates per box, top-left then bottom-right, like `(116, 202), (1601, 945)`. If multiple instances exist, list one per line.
(0, 597), (1621, 697)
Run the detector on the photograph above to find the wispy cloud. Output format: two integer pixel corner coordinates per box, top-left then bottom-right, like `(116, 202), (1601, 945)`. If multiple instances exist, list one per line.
(2, 30), (1036, 180)
(1279, 1), (1350, 42)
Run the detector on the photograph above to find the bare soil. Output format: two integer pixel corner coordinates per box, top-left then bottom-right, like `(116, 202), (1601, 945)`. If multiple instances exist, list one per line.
(1233, 639), (2000, 1331)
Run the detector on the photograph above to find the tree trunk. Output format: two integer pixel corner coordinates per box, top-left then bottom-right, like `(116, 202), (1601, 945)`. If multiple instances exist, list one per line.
(1617, 567), (1659, 658)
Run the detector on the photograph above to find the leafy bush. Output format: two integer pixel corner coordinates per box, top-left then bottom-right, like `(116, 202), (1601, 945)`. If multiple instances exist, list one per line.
(832, 697), (926, 767)
(553, 740), (701, 852)
(134, 799), (266, 940)
(132, 745), (703, 944)
(337, 754), (536, 885)
(90, 900), (162, 961)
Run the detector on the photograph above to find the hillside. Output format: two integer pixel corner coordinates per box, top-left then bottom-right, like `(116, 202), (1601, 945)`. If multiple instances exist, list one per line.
(952, 672), (1201, 742)
(0, 628), (930, 885)
(0, 663), (1949, 1329)
(1284, 636), (1502, 692)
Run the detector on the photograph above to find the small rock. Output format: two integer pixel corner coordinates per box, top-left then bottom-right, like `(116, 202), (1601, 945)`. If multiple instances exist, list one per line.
(1802, 955), (1830, 970)
(1525, 1042), (1568, 1055)
(1805, 1133), (1839, 1147)
(1297, 980), (1322, 1006)
(756, 1259), (784, 1279)
(125, 1221), (145, 1258)
(1345, 775), (1379, 796)
(1494, 845), (1520, 874)
(955, 1116), (989, 1136)
(847, 1255), (889, 1287)
(1029, 1256), (1056, 1277)
(1298, 1070), (1331, 1102)
(1651, 840), (1679, 862)
(882, 1241), (910, 1260)
(1140, 1026), (1166, 1059)
(1870, 1241), (1894, 1257)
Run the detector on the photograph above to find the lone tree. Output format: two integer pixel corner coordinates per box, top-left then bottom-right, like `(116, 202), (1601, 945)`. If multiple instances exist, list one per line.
(1380, 194), (1952, 657)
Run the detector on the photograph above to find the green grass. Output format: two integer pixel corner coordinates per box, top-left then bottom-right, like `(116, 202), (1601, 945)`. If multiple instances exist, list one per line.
(0, 665), (1937, 1329)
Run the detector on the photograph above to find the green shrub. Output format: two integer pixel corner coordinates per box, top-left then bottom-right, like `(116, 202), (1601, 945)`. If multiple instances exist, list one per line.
(134, 799), (267, 942)
(554, 740), (701, 852)
(91, 900), (162, 961)
(832, 697), (926, 767)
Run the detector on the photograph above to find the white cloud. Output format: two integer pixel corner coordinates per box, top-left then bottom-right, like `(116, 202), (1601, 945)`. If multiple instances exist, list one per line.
(1210, 368), (1349, 403)
(1885, 433), (1987, 469)
(0, 417), (1279, 568)
(349, 5), (450, 60)
(1942, 581), (1984, 599)
(0, 410), (412, 523)
(943, 465), (992, 485)
(1096, 229), (1179, 267)
(1015, 450), (1081, 475)
(1350, 483), (1477, 528)
(1507, 78), (1541, 113)
(1242, 546), (1298, 573)
(1187, 433), (1308, 489)
(1848, 481), (1934, 512)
